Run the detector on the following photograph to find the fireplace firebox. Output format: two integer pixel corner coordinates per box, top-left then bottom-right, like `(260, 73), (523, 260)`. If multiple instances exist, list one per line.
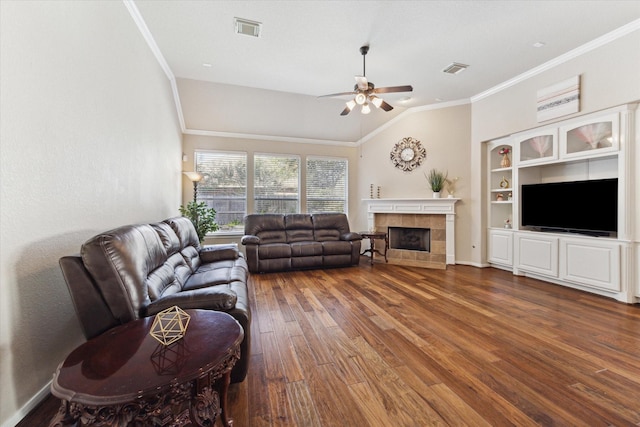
(388, 227), (430, 252)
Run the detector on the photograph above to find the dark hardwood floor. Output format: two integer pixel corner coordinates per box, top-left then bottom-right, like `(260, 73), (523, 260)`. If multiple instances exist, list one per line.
(19, 261), (640, 426)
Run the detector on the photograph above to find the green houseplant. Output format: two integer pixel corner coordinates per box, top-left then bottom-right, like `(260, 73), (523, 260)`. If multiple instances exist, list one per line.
(179, 201), (219, 243)
(425, 169), (448, 198)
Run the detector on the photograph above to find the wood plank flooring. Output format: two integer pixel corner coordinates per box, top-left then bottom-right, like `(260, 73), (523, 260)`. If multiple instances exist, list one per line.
(19, 262), (640, 426)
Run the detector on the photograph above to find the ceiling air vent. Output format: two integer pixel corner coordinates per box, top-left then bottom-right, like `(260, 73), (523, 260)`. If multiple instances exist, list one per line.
(442, 62), (469, 75)
(234, 18), (261, 38)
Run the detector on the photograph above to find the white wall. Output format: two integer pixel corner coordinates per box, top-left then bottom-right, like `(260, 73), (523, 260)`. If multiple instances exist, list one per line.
(0, 2), (182, 425)
(354, 103), (473, 262)
(469, 29), (640, 266)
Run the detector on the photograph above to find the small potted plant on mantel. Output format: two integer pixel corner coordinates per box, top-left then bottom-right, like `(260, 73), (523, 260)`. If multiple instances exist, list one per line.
(425, 169), (448, 198)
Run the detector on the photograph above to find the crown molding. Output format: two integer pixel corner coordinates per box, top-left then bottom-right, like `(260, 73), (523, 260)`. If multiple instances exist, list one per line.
(471, 18), (640, 103)
(123, 0), (185, 131)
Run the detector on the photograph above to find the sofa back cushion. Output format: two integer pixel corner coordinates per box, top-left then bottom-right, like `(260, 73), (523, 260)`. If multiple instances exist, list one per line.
(285, 214), (314, 242)
(164, 217), (202, 272)
(312, 213), (351, 241)
(81, 224), (166, 323)
(244, 214), (287, 244)
(149, 222), (192, 299)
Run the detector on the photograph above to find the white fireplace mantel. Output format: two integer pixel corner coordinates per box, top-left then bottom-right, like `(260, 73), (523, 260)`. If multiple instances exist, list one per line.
(364, 198), (460, 264)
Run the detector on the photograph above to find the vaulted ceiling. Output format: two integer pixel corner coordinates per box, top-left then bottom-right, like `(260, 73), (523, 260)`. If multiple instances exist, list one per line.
(133, 1), (640, 142)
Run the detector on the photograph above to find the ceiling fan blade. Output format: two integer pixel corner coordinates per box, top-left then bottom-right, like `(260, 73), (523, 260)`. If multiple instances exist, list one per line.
(374, 85), (413, 94)
(318, 91), (355, 98)
(340, 106), (352, 116)
(355, 75), (368, 91)
(379, 99), (394, 112)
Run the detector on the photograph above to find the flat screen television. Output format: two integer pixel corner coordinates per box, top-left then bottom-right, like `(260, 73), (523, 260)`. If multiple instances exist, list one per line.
(521, 178), (617, 236)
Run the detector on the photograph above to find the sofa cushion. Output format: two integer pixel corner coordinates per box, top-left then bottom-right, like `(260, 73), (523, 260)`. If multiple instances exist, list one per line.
(184, 266), (246, 290)
(81, 224), (163, 323)
(200, 243), (240, 262)
(290, 241), (322, 257)
(285, 214), (314, 242)
(145, 285), (238, 314)
(164, 217), (202, 272)
(321, 240), (353, 255)
(244, 214), (287, 244)
(258, 243), (292, 259)
(313, 213), (351, 241)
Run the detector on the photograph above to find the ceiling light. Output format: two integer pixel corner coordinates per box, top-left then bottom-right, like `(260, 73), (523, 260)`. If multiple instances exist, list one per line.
(399, 96), (412, 103)
(533, 41), (546, 48)
(361, 103), (371, 114)
(234, 17), (261, 37)
(355, 93), (367, 105)
(370, 96), (383, 108)
(442, 62), (469, 75)
(202, 63), (212, 68)
(345, 100), (356, 111)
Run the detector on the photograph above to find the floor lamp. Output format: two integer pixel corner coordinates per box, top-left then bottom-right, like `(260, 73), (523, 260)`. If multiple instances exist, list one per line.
(183, 171), (203, 203)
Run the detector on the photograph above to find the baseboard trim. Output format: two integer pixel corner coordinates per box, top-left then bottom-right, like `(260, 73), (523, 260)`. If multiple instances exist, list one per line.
(2, 380), (51, 427)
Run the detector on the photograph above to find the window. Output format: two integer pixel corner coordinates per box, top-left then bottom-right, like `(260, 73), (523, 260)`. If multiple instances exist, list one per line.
(195, 151), (247, 230)
(254, 154), (300, 214)
(306, 157), (347, 214)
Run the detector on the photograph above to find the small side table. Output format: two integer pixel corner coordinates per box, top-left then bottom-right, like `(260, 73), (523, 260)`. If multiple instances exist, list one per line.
(49, 309), (243, 427)
(359, 231), (388, 265)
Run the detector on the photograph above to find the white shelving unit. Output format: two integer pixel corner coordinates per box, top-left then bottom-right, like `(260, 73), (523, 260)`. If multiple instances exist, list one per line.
(486, 103), (638, 303)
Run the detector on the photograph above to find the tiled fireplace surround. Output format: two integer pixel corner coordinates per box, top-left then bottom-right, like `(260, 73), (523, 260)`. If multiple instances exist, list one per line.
(365, 198), (459, 269)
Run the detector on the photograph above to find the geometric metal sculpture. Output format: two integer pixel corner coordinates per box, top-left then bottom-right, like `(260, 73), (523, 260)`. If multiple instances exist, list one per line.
(149, 306), (191, 346)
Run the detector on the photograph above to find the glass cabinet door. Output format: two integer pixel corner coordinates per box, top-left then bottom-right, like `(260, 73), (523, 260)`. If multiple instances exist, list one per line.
(516, 128), (557, 166)
(561, 113), (619, 159)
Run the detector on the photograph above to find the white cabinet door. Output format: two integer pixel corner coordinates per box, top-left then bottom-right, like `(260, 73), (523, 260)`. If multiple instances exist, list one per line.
(488, 229), (513, 266)
(515, 233), (559, 277)
(560, 238), (620, 292)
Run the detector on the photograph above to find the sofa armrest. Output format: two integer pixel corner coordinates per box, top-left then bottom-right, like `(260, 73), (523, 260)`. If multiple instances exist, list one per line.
(241, 235), (260, 245)
(199, 243), (240, 262)
(341, 232), (362, 241)
(145, 286), (238, 315)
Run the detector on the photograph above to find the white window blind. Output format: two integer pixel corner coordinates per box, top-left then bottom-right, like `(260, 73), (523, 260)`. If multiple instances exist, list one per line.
(195, 151), (247, 229)
(254, 153), (300, 214)
(306, 157), (347, 214)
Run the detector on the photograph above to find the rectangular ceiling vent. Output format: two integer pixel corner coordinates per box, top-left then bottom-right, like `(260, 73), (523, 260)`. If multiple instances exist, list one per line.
(442, 62), (469, 75)
(235, 18), (261, 38)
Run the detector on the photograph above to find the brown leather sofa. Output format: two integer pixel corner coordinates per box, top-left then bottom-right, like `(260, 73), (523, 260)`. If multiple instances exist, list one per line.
(59, 216), (250, 383)
(241, 213), (362, 273)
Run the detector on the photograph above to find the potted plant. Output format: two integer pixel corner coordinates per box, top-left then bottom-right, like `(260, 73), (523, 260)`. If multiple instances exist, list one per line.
(425, 169), (448, 198)
(179, 201), (219, 243)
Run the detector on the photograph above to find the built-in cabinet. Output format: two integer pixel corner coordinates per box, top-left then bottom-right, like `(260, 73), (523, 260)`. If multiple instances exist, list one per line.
(486, 103), (638, 303)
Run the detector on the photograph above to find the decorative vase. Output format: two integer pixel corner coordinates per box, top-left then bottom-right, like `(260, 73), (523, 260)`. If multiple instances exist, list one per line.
(500, 154), (511, 168)
(433, 192), (441, 198)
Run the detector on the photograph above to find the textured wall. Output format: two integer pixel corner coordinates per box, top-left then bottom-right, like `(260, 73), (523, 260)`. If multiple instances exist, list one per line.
(0, 2), (182, 425)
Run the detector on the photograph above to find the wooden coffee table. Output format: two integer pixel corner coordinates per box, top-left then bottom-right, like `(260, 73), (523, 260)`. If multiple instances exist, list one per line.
(49, 309), (243, 427)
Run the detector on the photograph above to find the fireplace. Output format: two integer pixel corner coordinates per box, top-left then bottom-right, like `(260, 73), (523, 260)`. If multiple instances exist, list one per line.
(389, 227), (430, 252)
(365, 198), (459, 269)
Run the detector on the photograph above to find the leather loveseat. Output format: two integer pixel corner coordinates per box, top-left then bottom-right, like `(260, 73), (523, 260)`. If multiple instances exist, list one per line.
(241, 213), (361, 273)
(59, 216), (250, 383)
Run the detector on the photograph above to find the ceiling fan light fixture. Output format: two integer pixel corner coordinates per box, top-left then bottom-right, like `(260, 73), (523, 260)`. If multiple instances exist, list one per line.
(345, 100), (356, 111)
(355, 93), (367, 105)
(370, 96), (383, 108)
(361, 103), (371, 114)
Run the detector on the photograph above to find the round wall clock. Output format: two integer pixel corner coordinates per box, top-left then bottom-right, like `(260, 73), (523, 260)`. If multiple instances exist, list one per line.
(390, 137), (426, 171)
